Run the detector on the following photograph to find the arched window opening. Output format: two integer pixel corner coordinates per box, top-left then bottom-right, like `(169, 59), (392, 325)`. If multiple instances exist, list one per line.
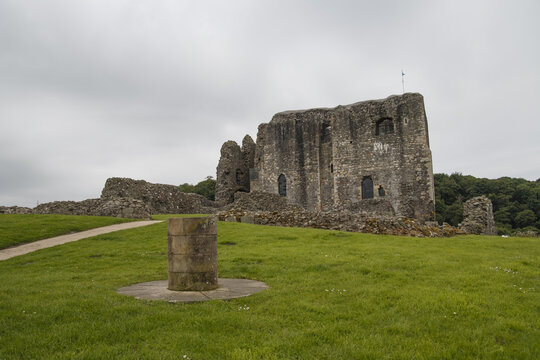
(378, 186), (386, 197)
(362, 177), (374, 199)
(376, 118), (394, 135)
(278, 174), (287, 197)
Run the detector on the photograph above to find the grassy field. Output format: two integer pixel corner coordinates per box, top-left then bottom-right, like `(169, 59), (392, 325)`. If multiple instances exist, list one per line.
(0, 217), (538, 359)
(0, 214), (137, 249)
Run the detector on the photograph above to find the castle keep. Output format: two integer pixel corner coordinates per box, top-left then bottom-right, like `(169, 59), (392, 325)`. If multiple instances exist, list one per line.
(217, 93), (436, 222)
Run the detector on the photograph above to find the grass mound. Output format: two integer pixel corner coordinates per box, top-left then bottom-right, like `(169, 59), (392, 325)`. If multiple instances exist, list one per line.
(0, 214), (136, 249)
(0, 219), (538, 359)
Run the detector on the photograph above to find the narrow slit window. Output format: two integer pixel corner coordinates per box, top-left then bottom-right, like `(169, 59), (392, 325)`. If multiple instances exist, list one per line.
(278, 174), (287, 197)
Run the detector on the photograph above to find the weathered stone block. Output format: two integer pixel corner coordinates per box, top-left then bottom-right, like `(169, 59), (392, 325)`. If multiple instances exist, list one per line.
(167, 217), (217, 236)
(168, 254), (218, 273)
(167, 216), (218, 291)
(168, 235), (218, 255)
(167, 272), (218, 292)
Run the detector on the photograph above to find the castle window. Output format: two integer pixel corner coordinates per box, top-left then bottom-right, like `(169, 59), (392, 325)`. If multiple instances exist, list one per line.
(278, 174), (287, 197)
(376, 118), (394, 135)
(235, 169), (243, 183)
(330, 164), (334, 173)
(362, 177), (374, 199)
(378, 186), (386, 197)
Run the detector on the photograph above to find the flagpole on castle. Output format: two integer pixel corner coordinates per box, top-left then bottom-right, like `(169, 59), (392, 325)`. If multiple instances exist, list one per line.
(401, 70), (405, 94)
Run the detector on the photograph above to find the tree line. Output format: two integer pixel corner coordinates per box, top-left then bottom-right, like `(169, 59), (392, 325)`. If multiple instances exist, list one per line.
(435, 173), (539, 235)
(178, 176), (216, 201)
(179, 173), (540, 235)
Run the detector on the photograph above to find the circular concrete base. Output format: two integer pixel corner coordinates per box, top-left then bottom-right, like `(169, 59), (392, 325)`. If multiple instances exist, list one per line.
(117, 278), (268, 303)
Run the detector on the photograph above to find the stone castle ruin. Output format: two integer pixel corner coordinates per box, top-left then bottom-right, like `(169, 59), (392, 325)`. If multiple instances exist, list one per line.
(217, 93), (436, 222)
(1, 92), (497, 237)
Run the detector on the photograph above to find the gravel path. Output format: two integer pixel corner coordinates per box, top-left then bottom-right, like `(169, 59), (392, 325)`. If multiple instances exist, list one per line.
(0, 220), (163, 261)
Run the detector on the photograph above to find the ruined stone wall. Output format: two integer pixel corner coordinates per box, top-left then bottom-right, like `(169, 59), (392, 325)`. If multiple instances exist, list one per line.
(218, 209), (461, 237)
(460, 196), (497, 235)
(250, 93), (435, 221)
(101, 177), (217, 214)
(0, 206), (33, 214)
(33, 197), (152, 219)
(215, 136), (255, 205)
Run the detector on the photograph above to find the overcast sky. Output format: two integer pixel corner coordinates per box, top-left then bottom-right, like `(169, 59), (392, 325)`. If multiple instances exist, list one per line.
(1, 0), (539, 207)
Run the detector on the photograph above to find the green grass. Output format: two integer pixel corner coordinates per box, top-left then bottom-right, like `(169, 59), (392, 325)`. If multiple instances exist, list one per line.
(0, 220), (539, 359)
(0, 214), (136, 249)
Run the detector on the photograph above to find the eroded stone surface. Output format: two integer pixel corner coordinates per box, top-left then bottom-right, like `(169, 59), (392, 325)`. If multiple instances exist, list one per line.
(33, 197), (152, 219)
(241, 135), (256, 172)
(216, 141), (249, 205)
(101, 177), (217, 214)
(218, 208), (463, 237)
(460, 196), (497, 235)
(168, 217), (218, 291)
(0, 206), (33, 214)
(223, 191), (303, 213)
(247, 93), (435, 221)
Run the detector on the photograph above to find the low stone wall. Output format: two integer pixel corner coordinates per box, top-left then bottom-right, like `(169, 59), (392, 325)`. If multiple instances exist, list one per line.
(222, 191), (303, 212)
(218, 209), (462, 237)
(459, 196), (497, 235)
(101, 177), (217, 214)
(0, 206), (33, 214)
(338, 198), (396, 216)
(33, 197), (152, 219)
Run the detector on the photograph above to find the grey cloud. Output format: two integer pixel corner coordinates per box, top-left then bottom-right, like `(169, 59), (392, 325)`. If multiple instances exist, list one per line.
(1, 0), (539, 207)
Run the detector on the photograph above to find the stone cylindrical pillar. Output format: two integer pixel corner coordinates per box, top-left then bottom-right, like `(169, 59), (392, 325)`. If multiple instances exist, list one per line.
(167, 216), (218, 291)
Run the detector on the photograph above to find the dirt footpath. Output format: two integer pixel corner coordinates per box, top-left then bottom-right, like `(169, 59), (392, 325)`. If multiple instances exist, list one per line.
(0, 220), (163, 261)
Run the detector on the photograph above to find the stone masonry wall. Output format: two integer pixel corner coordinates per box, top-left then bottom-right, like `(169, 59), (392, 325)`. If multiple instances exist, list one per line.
(33, 197), (152, 219)
(216, 136), (256, 205)
(0, 206), (33, 214)
(460, 196), (497, 235)
(101, 177), (217, 214)
(218, 209), (461, 237)
(250, 93), (435, 222)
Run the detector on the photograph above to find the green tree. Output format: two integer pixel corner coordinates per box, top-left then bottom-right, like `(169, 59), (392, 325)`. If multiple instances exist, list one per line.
(512, 183), (534, 204)
(444, 201), (463, 227)
(494, 207), (512, 224)
(434, 196), (447, 224)
(434, 174), (460, 205)
(178, 176), (216, 201)
(434, 173), (538, 232)
(514, 209), (536, 228)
